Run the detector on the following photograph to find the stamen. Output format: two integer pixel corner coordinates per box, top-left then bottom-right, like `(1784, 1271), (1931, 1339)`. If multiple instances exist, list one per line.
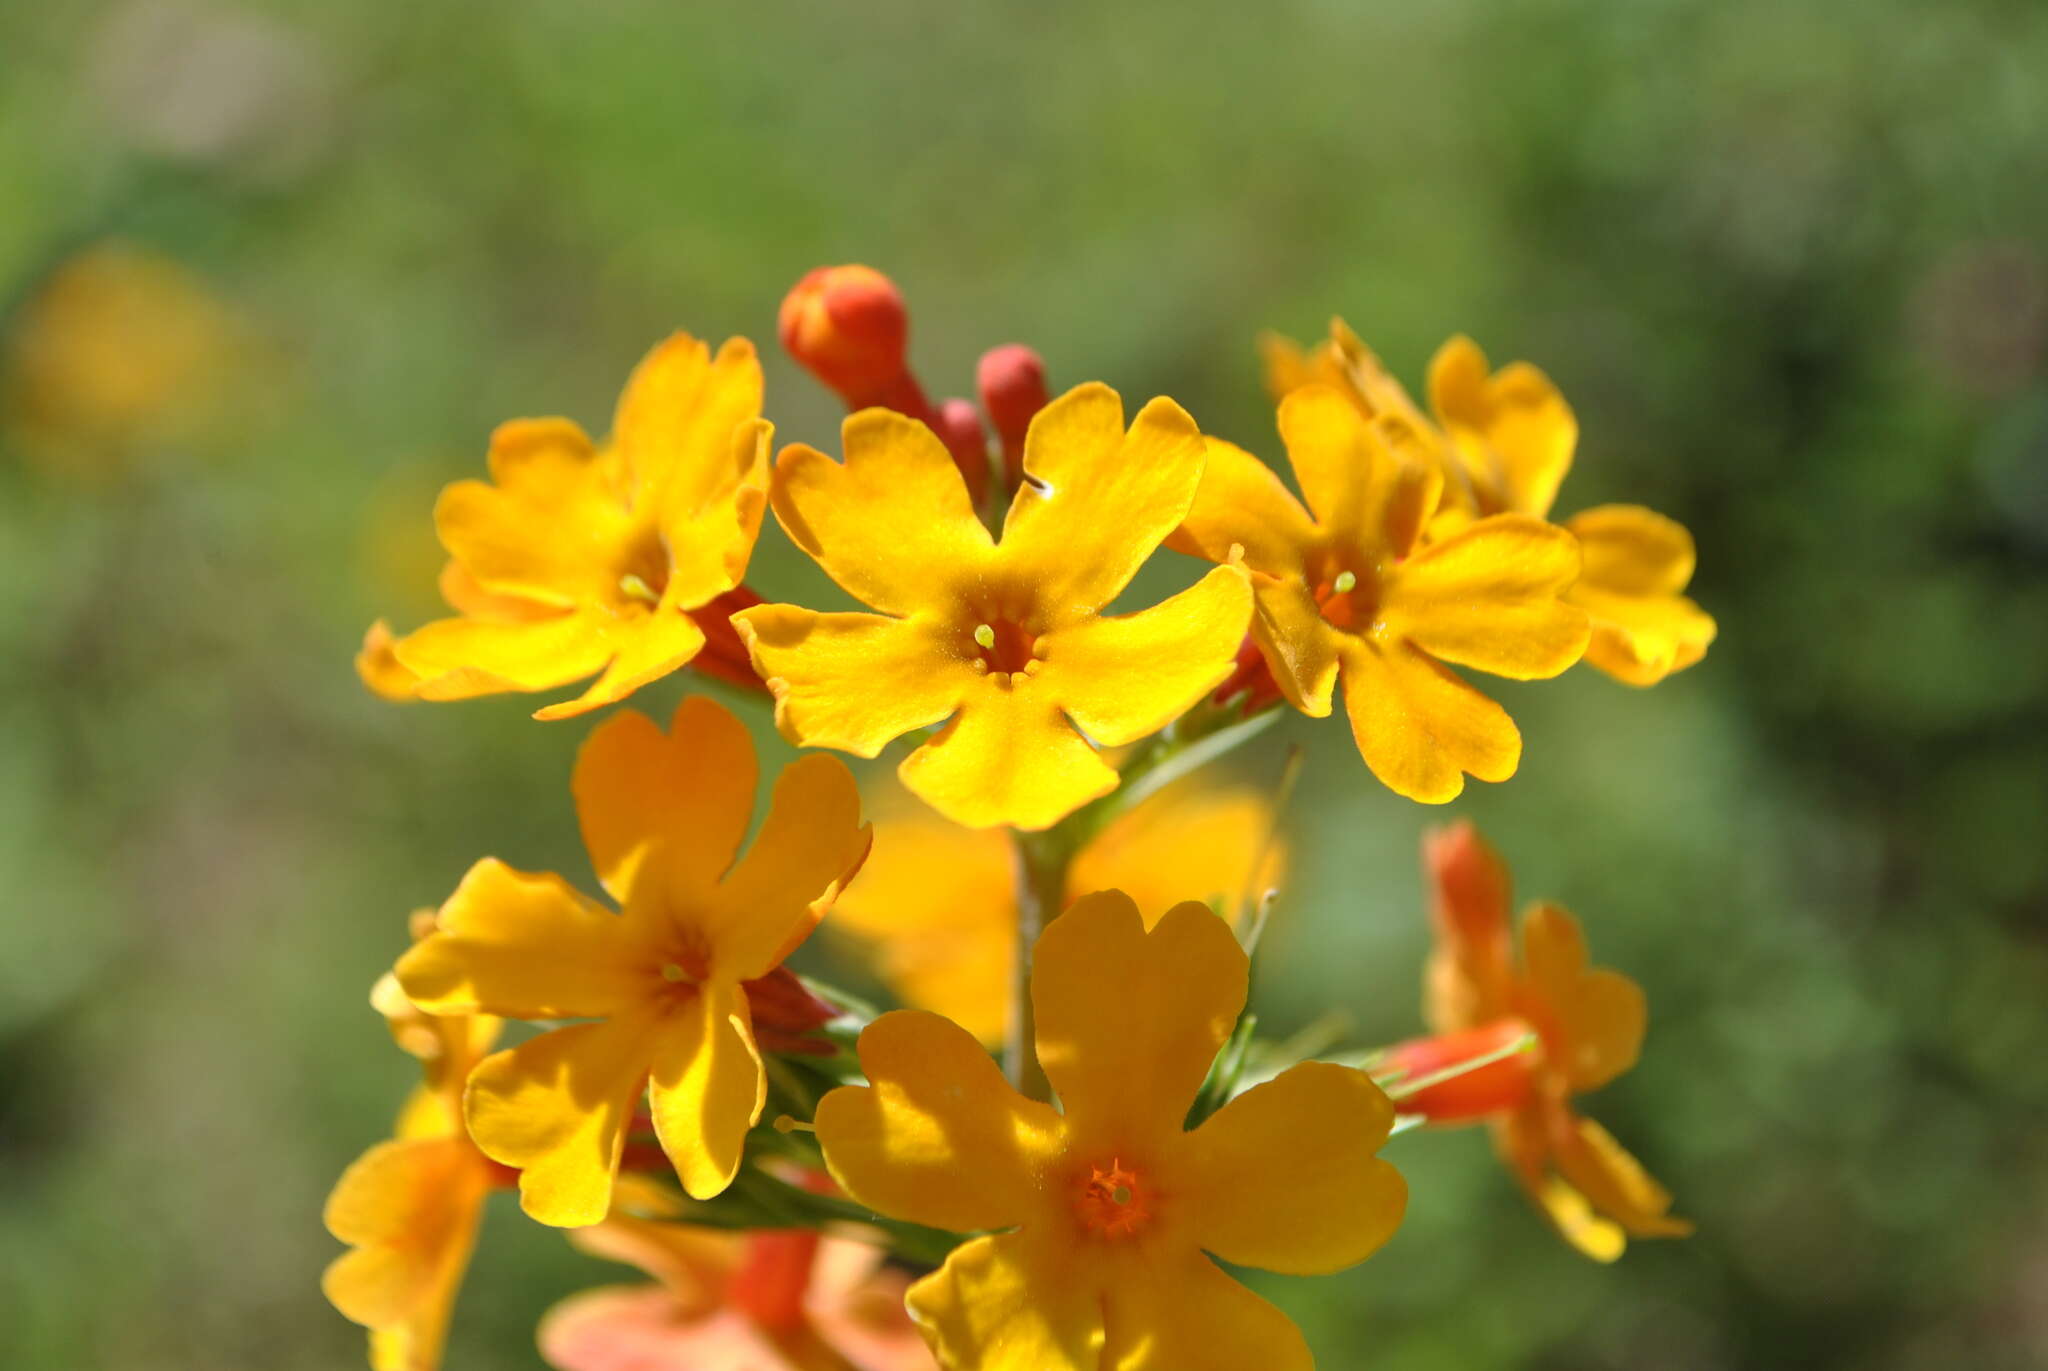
(660, 962), (691, 983)
(973, 623), (997, 650)
(1333, 570), (1358, 594)
(772, 1115), (817, 1134)
(620, 573), (661, 605)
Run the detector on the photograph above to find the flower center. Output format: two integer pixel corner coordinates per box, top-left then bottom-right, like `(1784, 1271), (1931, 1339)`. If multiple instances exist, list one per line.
(968, 617), (1041, 679)
(1312, 564), (1379, 632)
(614, 529), (670, 608)
(1072, 1157), (1151, 1239)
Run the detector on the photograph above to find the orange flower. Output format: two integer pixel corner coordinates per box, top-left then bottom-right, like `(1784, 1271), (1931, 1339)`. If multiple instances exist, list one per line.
(1264, 321), (1716, 685)
(323, 914), (505, 1371)
(735, 384), (1252, 830)
(816, 894), (1406, 1371)
(539, 1178), (931, 1371)
(829, 778), (1285, 1043)
(1387, 821), (1692, 1261)
(1174, 384), (1588, 802)
(395, 697), (870, 1226)
(362, 334), (770, 718)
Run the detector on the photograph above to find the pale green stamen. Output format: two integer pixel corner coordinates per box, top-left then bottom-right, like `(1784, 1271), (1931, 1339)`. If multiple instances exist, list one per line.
(620, 573), (661, 605)
(973, 623), (997, 650)
(1332, 570), (1358, 594)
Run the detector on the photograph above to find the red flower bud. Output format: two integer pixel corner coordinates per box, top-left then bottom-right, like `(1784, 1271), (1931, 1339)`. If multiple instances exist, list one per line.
(778, 264), (926, 413)
(976, 343), (1050, 489)
(931, 396), (991, 507)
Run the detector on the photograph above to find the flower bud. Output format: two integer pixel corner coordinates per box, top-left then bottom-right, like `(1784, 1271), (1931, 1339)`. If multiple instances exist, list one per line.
(1381, 1018), (1539, 1124)
(932, 396), (991, 507)
(778, 264), (924, 412)
(976, 343), (1049, 488)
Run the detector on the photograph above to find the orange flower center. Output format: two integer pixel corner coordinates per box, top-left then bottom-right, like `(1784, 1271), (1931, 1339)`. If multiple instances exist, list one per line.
(1312, 565), (1378, 632)
(968, 616), (1041, 679)
(1072, 1157), (1151, 1239)
(614, 528), (671, 608)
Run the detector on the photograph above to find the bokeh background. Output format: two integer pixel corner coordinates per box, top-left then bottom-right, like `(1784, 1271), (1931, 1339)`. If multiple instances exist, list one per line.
(4, 1), (2047, 1367)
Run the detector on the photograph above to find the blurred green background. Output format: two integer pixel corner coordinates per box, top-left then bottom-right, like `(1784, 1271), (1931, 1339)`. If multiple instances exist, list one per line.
(4, 1), (2046, 1367)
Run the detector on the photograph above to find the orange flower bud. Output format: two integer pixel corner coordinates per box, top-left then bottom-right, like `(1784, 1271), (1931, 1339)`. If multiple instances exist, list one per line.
(778, 264), (926, 413)
(932, 396), (991, 507)
(976, 343), (1049, 488)
(1381, 1017), (1538, 1123)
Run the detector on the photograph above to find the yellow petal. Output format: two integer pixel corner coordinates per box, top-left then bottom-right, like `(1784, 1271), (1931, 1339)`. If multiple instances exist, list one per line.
(1166, 437), (1317, 577)
(611, 334), (764, 524)
(1040, 565), (1251, 747)
(1550, 1112), (1693, 1241)
(1337, 638), (1520, 803)
(1074, 782), (1284, 928)
(1181, 1062), (1406, 1274)
(571, 697), (758, 905)
(1247, 576), (1342, 717)
(1520, 903), (1646, 1092)
(702, 752), (871, 980)
(1256, 329), (1314, 401)
(648, 980), (765, 1200)
(898, 676), (1119, 831)
(1383, 513), (1588, 679)
(397, 859), (645, 1019)
(531, 607), (707, 721)
(1568, 503), (1694, 594)
(1532, 1174), (1629, 1264)
(1276, 384), (1440, 549)
(906, 1232), (1105, 1371)
(653, 418), (771, 611)
(734, 605), (970, 757)
(358, 621), (422, 700)
(1033, 895), (1245, 1141)
(1000, 385), (1207, 611)
(323, 1135), (488, 1357)
(1427, 336), (1577, 519)
(816, 1010), (1065, 1233)
(392, 610), (612, 701)
(437, 419), (625, 606)
(1099, 1247), (1311, 1371)
(465, 1011), (659, 1228)
(1567, 505), (1714, 685)
(770, 408), (994, 616)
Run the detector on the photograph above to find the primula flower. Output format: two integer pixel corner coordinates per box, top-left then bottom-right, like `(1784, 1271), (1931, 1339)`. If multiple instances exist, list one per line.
(734, 384), (1253, 830)
(1173, 383), (1589, 803)
(815, 892), (1406, 1371)
(539, 1177), (931, 1371)
(830, 778), (1285, 1043)
(1386, 820), (1692, 1261)
(361, 333), (771, 718)
(395, 696), (871, 1226)
(1265, 321), (1716, 685)
(323, 914), (506, 1371)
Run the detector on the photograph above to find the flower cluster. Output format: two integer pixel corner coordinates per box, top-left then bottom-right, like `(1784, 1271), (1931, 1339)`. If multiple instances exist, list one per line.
(329, 264), (1703, 1370)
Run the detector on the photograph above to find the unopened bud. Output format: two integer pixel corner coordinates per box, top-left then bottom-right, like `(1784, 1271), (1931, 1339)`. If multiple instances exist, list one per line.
(778, 264), (923, 411)
(977, 344), (1050, 488)
(932, 396), (991, 507)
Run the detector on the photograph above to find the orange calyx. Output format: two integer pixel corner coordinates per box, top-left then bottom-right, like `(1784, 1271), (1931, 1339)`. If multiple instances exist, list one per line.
(1382, 1017), (1540, 1124)
(1073, 1158), (1151, 1239)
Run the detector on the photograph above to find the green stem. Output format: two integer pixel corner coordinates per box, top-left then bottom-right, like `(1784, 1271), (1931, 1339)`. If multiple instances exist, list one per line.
(1006, 827), (1065, 1101)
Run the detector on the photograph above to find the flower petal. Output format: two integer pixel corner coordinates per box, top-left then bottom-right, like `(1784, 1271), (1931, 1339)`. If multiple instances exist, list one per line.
(906, 1232), (1105, 1371)
(1180, 1061), (1406, 1274)
(323, 1136), (487, 1331)
(438, 419), (627, 606)
(539, 1289), (771, 1371)
(770, 409), (994, 616)
(655, 418), (772, 611)
(1337, 638), (1520, 803)
(1549, 1112), (1693, 1241)
(392, 610), (612, 701)
(1427, 336), (1576, 519)
(465, 1011), (659, 1228)
(1040, 565), (1251, 747)
(704, 753), (871, 980)
(1166, 437), (1317, 577)
(1422, 821), (1516, 1032)
(611, 334), (764, 522)
(1001, 385), (1206, 611)
(816, 1010), (1065, 1234)
(1567, 504), (1714, 685)
(1073, 782), (1283, 929)
(648, 980), (764, 1200)
(532, 607), (707, 721)
(735, 606), (970, 758)
(1033, 895), (1245, 1141)
(571, 697), (757, 905)
(899, 677), (1119, 831)
(1383, 514), (1588, 679)
(1097, 1248), (1311, 1371)
(1247, 577), (1342, 717)
(397, 859), (645, 1020)
(357, 621), (421, 700)
(1520, 903), (1645, 1092)
(1276, 384), (1439, 551)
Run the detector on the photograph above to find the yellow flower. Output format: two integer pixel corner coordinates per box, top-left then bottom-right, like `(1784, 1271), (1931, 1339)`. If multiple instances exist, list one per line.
(364, 334), (771, 719)
(815, 893), (1406, 1371)
(1265, 321), (1716, 685)
(733, 384), (1253, 831)
(323, 914), (505, 1371)
(1173, 384), (1589, 803)
(394, 696), (871, 1226)
(830, 778), (1285, 1043)
(1416, 820), (1691, 1261)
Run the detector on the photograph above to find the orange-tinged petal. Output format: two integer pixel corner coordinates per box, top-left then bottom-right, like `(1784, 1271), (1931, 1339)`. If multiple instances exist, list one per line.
(1382, 514), (1588, 679)
(1337, 638), (1520, 804)
(770, 409), (994, 616)
(358, 621), (421, 700)
(1422, 821), (1516, 1031)
(898, 678), (1119, 831)
(1567, 504), (1695, 595)
(1000, 385), (1206, 612)
(611, 334), (764, 521)
(392, 610), (612, 700)
(1257, 329), (1315, 401)
(817, 1010), (1065, 1234)
(539, 1290), (769, 1371)
(1520, 903), (1646, 1092)
(1549, 1112), (1693, 1241)
(702, 752), (870, 980)
(652, 418), (772, 611)
(1181, 1061), (1405, 1274)
(532, 606), (707, 721)
(438, 419), (625, 606)
(648, 980), (765, 1200)
(1168, 438), (1318, 576)
(465, 1010), (659, 1228)
(735, 606), (970, 758)
(397, 859), (646, 1020)
(1072, 783), (1284, 927)
(1427, 336), (1576, 519)
(1098, 1247), (1310, 1371)
(906, 1232), (1104, 1371)
(572, 697), (757, 905)
(1275, 384), (1440, 550)
(437, 559), (552, 621)
(1039, 565), (1251, 747)
(1246, 577), (1342, 717)
(1567, 505), (1715, 685)
(1033, 895), (1245, 1141)
(1530, 1174), (1629, 1264)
